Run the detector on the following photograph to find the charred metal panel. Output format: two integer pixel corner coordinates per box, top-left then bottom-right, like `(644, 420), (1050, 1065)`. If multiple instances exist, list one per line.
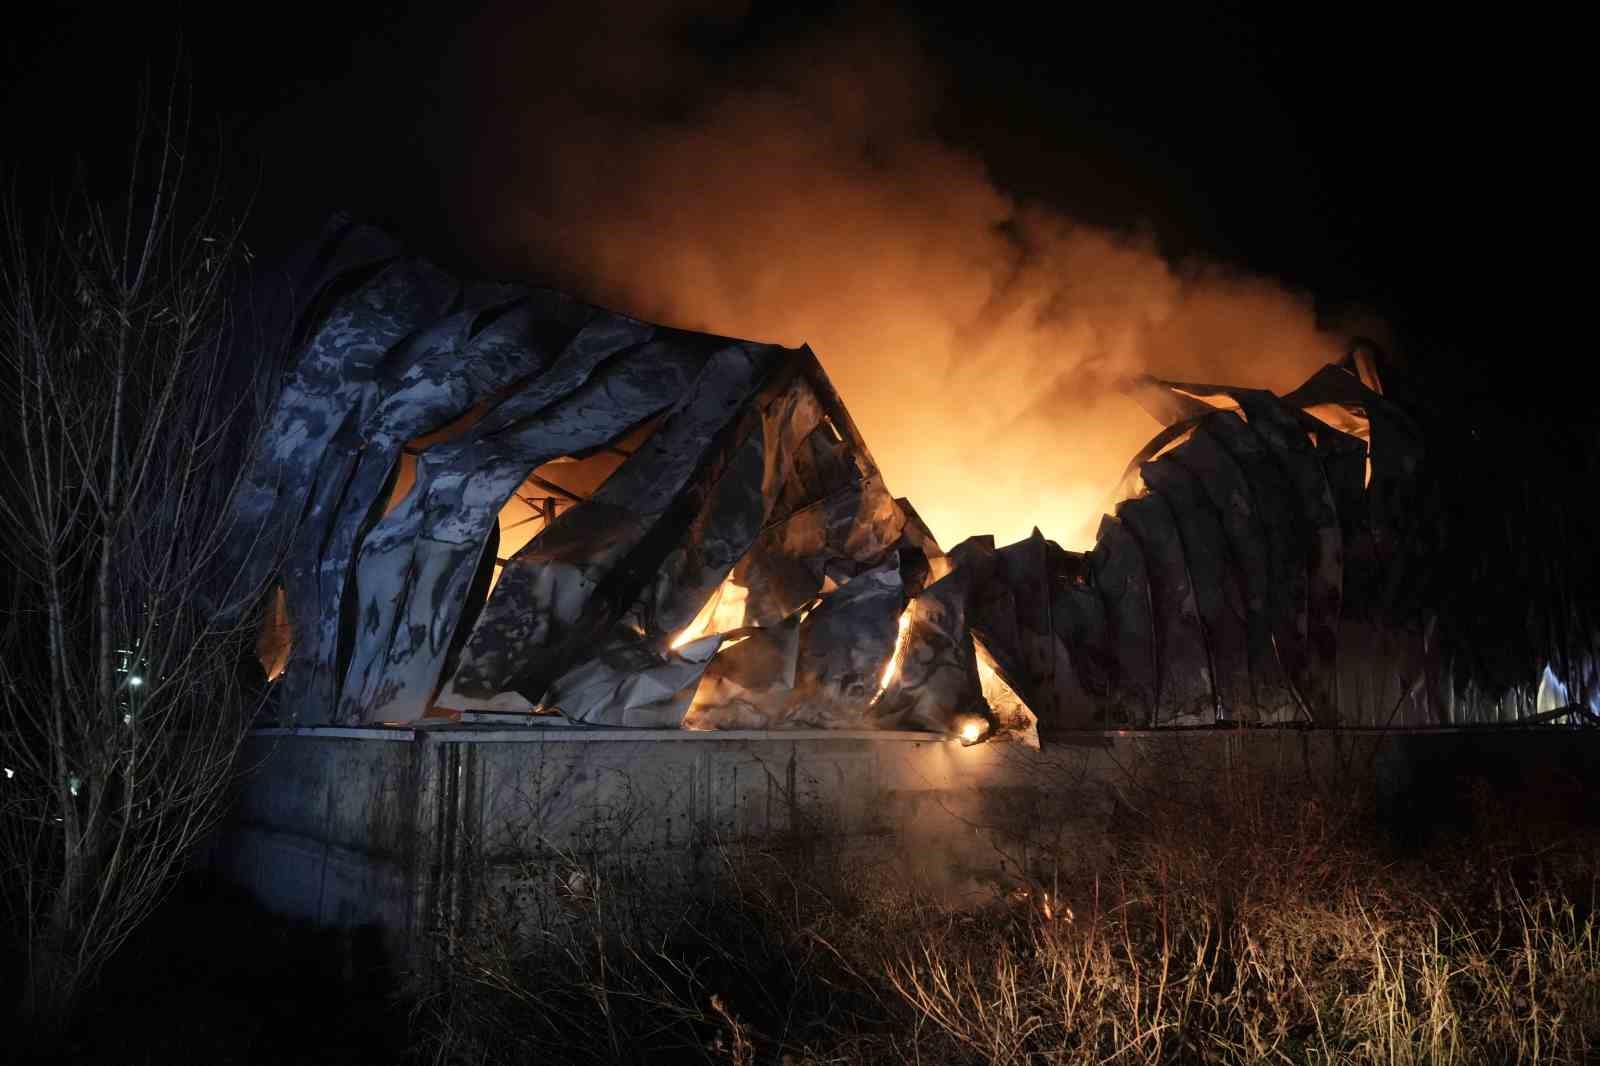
(969, 564), (1026, 711)
(541, 635), (723, 727)
(730, 470), (906, 629)
(283, 295), (582, 719)
(636, 379), (823, 641)
(1117, 494), (1214, 723)
(1303, 409), (1373, 616)
(1169, 424), (1293, 719)
(234, 249), (460, 723)
(992, 531), (1060, 724)
(226, 221), (403, 600)
(443, 341), (782, 710)
(788, 560), (905, 728)
(685, 615), (804, 729)
(871, 562), (985, 733)
(1089, 515), (1157, 726)
(1140, 456), (1248, 720)
(1199, 411), (1309, 720)
(1282, 364), (1422, 611)
(1053, 578), (1118, 724)
(1230, 391), (1344, 723)
(339, 328), (693, 722)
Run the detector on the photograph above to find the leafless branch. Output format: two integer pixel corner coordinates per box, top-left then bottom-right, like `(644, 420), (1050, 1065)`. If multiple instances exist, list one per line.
(0, 92), (279, 1025)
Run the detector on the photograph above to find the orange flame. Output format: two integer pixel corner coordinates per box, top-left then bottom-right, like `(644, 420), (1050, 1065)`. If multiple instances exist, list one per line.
(874, 608), (914, 700)
(671, 579), (750, 650)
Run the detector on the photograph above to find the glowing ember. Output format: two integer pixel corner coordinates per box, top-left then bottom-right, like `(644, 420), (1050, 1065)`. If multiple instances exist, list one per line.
(952, 713), (990, 745)
(874, 608), (914, 700)
(256, 585), (291, 682)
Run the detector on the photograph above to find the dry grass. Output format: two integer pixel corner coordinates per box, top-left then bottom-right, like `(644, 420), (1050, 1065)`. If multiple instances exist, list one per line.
(413, 771), (1600, 1065)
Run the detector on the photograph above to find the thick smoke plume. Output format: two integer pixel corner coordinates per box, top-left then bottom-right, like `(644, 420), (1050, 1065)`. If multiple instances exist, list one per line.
(431, 3), (1344, 549)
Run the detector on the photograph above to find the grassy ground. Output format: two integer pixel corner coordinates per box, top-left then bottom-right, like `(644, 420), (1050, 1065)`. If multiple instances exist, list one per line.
(418, 767), (1600, 1065)
(8, 763), (1598, 1064)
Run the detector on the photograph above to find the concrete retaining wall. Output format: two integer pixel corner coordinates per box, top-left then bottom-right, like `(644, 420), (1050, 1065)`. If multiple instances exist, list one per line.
(213, 725), (1600, 976)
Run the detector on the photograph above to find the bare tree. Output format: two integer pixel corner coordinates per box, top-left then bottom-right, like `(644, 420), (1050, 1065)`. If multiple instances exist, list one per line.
(0, 97), (275, 1024)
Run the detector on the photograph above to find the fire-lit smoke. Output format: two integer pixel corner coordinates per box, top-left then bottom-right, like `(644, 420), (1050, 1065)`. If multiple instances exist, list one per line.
(432, 2), (1346, 549)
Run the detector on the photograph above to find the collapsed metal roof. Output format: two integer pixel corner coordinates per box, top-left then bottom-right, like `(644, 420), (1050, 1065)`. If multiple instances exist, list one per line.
(229, 218), (972, 733)
(958, 354), (1425, 729)
(231, 220), (1593, 739)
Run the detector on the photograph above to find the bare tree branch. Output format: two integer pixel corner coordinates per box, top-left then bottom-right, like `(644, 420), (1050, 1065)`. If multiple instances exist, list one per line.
(0, 92), (281, 1026)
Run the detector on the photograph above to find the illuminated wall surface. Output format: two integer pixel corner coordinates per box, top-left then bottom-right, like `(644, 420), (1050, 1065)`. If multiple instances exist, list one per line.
(215, 727), (1600, 972)
(229, 217), (1581, 738)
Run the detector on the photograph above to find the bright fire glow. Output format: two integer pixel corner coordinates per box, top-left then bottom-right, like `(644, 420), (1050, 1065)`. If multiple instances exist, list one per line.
(671, 594), (717, 650)
(671, 580), (749, 650)
(952, 713), (990, 745)
(256, 585), (291, 682)
(1171, 386), (1243, 413)
(973, 642), (1040, 748)
(874, 608), (914, 699)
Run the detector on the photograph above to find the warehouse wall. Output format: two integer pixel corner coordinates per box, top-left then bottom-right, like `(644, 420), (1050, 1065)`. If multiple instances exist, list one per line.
(213, 725), (1600, 975)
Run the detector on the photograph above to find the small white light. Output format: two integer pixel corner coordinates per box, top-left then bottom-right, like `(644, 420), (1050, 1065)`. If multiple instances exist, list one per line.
(123, 713), (132, 725)
(3, 767), (13, 779)
(128, 675), (143, 687)
(69, 774), (81, 797)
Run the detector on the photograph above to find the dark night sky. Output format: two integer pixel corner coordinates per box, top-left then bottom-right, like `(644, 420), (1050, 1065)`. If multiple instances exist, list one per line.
(1, 2), (1576, 419)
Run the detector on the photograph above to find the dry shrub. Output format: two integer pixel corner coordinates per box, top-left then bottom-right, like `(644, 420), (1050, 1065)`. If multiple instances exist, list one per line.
(415, 767), (1600, 1065)
(881, 766), (1600, 1065)
(412, 834), (916, 1065)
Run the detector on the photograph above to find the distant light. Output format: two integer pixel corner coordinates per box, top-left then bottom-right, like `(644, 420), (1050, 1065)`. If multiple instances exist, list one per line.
(3, 767), (13, 779)
(123, 713), (132, 725)
(128, 675), (143, 687)
(69, 774), (81, 797)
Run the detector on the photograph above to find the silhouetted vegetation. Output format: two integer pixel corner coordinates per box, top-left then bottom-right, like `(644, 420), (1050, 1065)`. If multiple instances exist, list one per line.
(416, 765), (1600, 1065)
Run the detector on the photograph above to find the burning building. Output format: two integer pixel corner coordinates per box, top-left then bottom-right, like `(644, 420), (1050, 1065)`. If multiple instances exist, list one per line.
(233, 218), (1593, 740)
(234, 218), (969, 734)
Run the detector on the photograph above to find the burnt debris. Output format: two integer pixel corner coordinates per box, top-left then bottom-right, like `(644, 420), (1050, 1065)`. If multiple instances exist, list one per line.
(230, 222), (1593, 738)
